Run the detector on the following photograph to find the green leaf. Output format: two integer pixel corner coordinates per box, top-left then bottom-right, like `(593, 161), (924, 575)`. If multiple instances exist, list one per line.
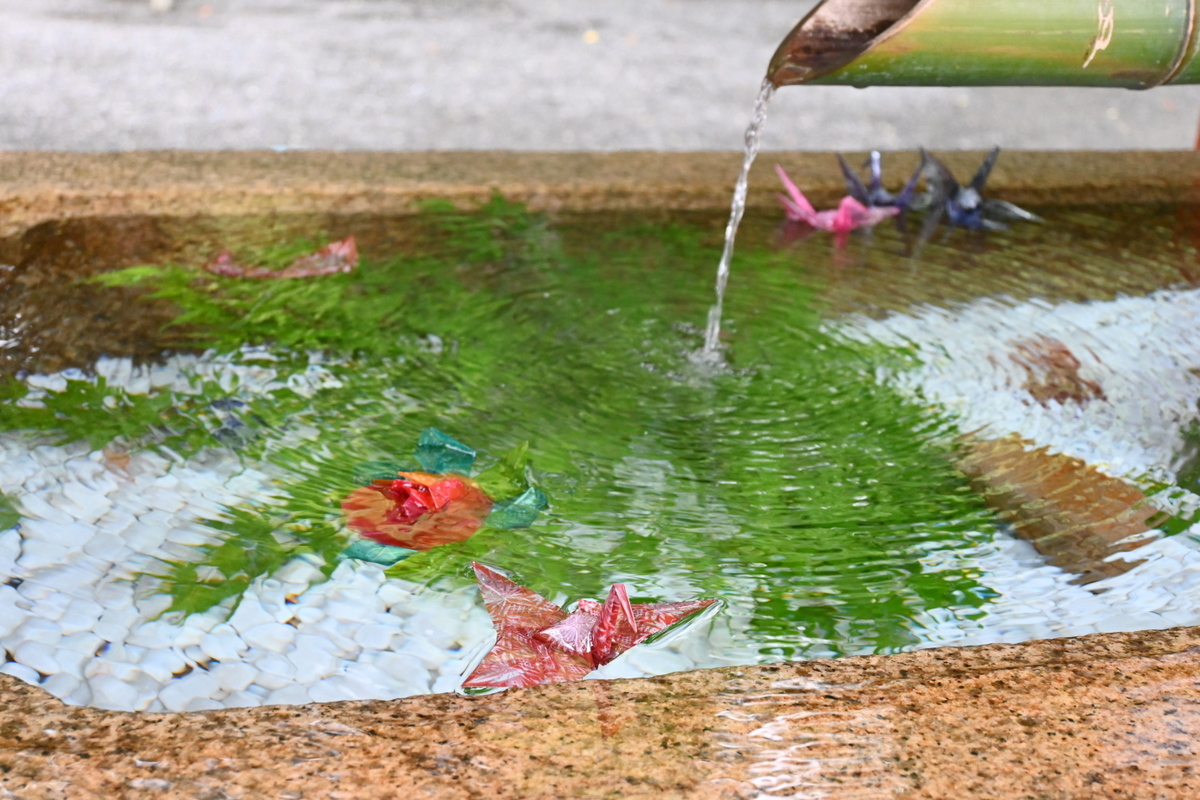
(149, 561), (251, 619)
(0, 492), (20, 531)
(473, 441), (530, 499)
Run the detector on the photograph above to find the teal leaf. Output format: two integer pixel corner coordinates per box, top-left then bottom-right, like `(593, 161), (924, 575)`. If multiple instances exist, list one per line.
(486, 486), (549, 530)
(343, 538), (417, 566)
(415, 428), (476, 474)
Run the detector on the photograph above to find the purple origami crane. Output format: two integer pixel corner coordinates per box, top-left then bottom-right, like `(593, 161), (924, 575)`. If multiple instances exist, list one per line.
(462, 563), (716, 689)
(776, 164), (900, 239)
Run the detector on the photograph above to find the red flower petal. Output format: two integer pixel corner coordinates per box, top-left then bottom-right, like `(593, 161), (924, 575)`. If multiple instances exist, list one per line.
(341, 474), (492, 551)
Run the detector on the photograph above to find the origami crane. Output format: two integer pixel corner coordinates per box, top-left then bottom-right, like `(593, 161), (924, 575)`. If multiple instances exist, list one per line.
(462, 562), (716, 689)
(205, 236), (359, 279)
(837, 150), (923, 211)
(918, 147), (1041, 236)
(776, 165), (900, 239)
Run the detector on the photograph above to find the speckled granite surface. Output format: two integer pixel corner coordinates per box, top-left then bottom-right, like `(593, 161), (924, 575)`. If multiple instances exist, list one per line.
(1, 626), (1198, 799)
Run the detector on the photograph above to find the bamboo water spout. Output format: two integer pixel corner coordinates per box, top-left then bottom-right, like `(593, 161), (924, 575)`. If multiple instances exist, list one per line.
(768, 0), (1200, 88)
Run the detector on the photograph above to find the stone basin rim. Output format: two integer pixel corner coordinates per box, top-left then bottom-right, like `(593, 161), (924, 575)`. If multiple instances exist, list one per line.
(3, 149), (1200, 239)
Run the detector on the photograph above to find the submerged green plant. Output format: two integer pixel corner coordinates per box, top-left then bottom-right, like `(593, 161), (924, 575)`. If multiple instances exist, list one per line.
(0, 492), (19, 531)
(0, 199), (1006, 656)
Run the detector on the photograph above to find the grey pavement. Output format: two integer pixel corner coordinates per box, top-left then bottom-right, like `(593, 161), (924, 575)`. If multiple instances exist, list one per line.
(2, 0), (1200, 152)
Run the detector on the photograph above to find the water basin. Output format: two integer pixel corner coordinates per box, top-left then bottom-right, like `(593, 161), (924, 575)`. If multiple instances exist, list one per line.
(3, 151), (1200, 720)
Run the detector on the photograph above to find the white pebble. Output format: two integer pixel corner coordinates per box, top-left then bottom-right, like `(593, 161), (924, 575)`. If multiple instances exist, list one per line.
(221, 690), (262, 708)
(16, 539), (72, 571)
(57, 599), (105, 636)
(354, 623), (401, 651)
(264, 684), (312, 706)
(122, 520), (168, 555)
(87, 674), (141, 711)
(158, 671), (221, 713)
(209, 661), (257, 693)
(93, 606), (140, 643)
(226, 598), (276, 632)
(137, 649), (188, 683)
(41, 671), (81, 700)
(199, 627), (248, 662)
(11, 617), (62, 646)
(141, 487), (186, 514)
(18, 519), (94, 548)
(55, 481), (113, 524)
(13, 641), (59, 675)
(307, 678), (357, 704)
(241, 622), (296, 652)
(0, 586), (30, 638)
(395, 636), (451, 671)
(287, 636), (340, 683)
(374, 651), (432, 689)
(13, 493), (74, 525)
(0, 661), (42, 686)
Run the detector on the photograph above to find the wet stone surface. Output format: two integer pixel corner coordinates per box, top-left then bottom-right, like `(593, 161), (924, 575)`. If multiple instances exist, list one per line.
(2, 627), (1200, 799)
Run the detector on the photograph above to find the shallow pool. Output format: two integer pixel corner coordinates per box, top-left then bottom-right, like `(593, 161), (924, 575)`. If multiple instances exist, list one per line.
(1, 199), (1198, 711)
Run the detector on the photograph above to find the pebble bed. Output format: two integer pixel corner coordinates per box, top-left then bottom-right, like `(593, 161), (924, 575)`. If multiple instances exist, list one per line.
(842, 286), (1200, 646)
(0, 351), (744, 711)
(4, 287), (1200, 712)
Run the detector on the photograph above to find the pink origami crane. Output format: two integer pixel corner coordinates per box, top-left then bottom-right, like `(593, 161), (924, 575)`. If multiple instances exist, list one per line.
(205, 236), (359, 278)
(776, 165), (899, 239)
(462, 563), (716, 689)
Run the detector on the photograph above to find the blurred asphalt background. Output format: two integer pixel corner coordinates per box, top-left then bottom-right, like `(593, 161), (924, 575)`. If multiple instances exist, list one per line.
(3, 0), (1200, 152)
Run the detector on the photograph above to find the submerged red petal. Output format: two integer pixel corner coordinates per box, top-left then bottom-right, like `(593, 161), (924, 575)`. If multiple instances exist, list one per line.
(341, 474), (492, 551)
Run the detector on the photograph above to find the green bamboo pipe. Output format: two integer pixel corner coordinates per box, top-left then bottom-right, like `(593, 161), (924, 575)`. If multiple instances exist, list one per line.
(768, 0), (1200, 88)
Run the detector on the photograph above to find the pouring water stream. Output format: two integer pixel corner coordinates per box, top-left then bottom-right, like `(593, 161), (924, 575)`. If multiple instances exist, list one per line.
(701, 78), (775, 359)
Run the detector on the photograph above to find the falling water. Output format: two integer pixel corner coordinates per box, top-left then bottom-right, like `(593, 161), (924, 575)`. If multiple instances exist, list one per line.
(701, 78), (776, 356)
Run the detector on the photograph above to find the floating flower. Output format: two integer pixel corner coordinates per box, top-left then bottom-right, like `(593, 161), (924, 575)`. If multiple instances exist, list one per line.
(463, 562), (716, 689)
(341, 472), (493, 551)
(340, 429), (548, 566)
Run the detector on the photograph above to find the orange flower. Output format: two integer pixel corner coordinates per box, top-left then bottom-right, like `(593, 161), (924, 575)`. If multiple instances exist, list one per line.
(341, 471), (493, 551)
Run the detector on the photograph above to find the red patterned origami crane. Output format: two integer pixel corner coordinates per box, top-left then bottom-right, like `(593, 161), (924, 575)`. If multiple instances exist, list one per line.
(205, 236), (359, 279)
(463, 562), (716, 689)
(775, 165), (899, 238)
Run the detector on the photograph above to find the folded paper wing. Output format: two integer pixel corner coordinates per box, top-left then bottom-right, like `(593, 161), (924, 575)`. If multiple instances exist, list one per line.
(463, 563), (717, 689)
